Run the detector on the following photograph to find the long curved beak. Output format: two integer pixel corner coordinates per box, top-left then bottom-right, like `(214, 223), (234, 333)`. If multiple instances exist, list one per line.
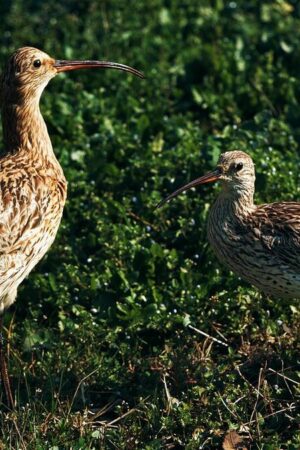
(53, 60), (144, 78)
(156, 169), (221, 209)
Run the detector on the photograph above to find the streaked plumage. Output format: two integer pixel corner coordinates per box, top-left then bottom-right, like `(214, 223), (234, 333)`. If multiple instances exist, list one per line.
(0, 48), (69, 318)
(0, 47), (143, 407)
(158, 151), (300, 299)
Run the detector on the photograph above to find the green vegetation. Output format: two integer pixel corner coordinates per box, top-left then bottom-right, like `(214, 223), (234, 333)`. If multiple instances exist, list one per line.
(0, 0), (300, 448)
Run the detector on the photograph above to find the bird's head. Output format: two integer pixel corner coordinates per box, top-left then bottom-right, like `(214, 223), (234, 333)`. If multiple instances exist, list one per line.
(156, 151), (256, 208)
(1, 46), (143, 105)
(217, 151), (255, 193)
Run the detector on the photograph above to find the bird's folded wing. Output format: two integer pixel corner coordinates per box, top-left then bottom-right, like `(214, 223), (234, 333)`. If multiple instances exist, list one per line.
(251, 202), (300, 271)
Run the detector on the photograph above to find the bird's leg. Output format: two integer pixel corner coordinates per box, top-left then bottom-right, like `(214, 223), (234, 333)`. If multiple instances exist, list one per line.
(0, 315), (14, 409)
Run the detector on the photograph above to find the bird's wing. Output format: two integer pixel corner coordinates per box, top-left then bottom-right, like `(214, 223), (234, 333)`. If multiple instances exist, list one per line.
(249, 202), (300, 271)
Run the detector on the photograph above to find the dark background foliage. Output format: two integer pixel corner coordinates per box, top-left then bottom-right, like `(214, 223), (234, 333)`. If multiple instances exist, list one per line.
(0, 1), (299, 448)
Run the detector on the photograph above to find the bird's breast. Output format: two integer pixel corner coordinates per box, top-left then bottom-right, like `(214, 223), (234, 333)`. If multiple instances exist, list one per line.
(207, 202), (244, 266)
(207, 200), (266, 281)
(0, 171), (67, 297)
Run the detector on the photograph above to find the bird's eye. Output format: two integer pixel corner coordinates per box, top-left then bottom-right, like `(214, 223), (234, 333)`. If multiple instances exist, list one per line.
(235, 162), (243, 172)
(33, 59), (42, 68)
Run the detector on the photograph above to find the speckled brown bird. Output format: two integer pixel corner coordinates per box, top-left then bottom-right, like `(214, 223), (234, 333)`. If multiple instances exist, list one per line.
(158, 150), (300, 299)
(0, 46), (143, 407)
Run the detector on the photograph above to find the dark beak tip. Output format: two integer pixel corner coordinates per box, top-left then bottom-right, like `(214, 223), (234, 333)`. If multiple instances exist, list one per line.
(154, 200), (164, 210)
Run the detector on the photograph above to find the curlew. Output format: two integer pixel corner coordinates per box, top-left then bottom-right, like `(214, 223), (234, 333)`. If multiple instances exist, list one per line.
(0, 47), (143, 407)
(157, 151), (300, 299)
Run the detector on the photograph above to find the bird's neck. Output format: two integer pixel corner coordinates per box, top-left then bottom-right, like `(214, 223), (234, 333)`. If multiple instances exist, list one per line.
(207, 188), (255, 255)
(1, 99), (61, 172)
(214, 187), (255, 218)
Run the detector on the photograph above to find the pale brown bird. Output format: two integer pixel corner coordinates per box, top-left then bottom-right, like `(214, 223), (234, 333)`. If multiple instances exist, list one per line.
(158, 150), (300, 299)
(0, 47), (143, 407)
